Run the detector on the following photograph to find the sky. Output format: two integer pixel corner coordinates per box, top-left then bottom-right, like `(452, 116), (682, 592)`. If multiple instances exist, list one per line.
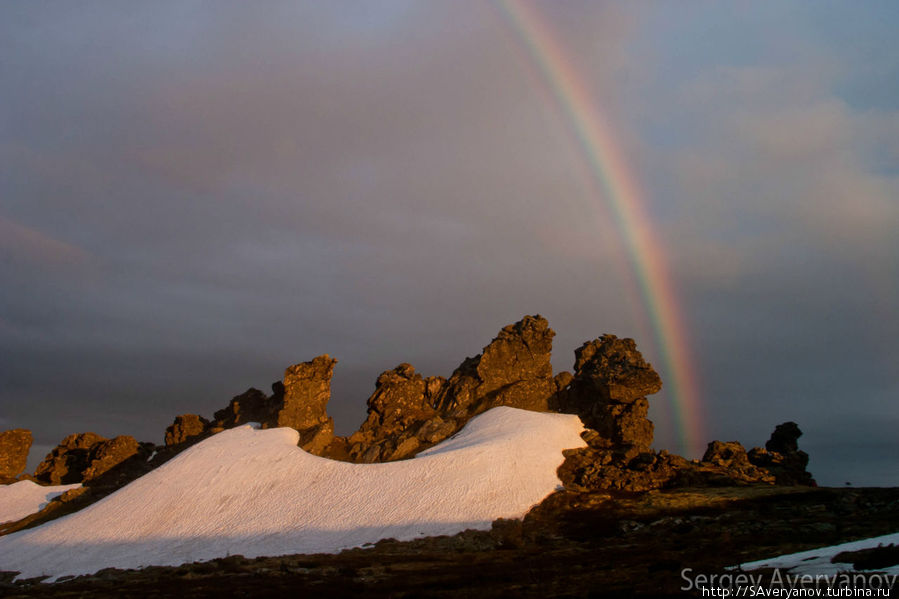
(1, 1), (897, 486)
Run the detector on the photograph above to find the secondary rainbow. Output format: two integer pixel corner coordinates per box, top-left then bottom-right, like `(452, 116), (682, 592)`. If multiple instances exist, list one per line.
(496, 0), (703, 453)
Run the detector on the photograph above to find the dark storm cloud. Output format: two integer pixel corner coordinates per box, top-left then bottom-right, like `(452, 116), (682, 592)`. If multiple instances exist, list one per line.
(1, 2), (896, 484)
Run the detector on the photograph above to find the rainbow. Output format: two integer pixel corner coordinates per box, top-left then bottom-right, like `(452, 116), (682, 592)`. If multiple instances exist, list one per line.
(496, 0), (703, 454)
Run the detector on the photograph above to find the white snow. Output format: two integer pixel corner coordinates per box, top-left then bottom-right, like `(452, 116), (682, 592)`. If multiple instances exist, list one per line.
(736, 532), (899, 576)
(0, 481), (81, 524)
(0, 407), (585, 580)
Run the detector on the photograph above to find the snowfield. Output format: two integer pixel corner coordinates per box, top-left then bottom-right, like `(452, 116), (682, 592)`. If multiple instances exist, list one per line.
(736, 532), (899, 576)
(0, 481), (81, 524)
(0, 407), (585, 581)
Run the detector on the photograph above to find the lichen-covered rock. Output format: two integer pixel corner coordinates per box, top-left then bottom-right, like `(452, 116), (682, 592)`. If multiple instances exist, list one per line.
(34, 433), (140, 484)
(433, 315), (557, 418)
(346, 364), (449, 463)
(201, 357), (338, 456)
(34, 432), (106, 485)
(82, 436), (140, 480)
(277, 355), (337, 432)
(275, 355), (337, 454)
(559, 335), (661, 454)
(165, 414), (210, 446)
(572, 335), (662, 403)
(0, 429), (32, 481)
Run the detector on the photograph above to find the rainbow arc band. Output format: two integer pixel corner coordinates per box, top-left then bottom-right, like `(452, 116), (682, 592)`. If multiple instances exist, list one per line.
(496, 0), (703, 453)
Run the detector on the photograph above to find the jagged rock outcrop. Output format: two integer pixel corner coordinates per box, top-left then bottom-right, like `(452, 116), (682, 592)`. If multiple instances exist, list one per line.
(700, 441), (775, 484)
(82, 436), (141, 481)
(34, 433), (140, 485)
(277, 355), (337, 454)
(340, 315), (561, 463)
(0, 429), (32, 482)
(346, 364), (451, 463)
(165, 414), (210, 446)
(748, 422), (815, 486)
(558, 335), (661, 455)
(549, 335), (808, 491)
(211, 388), (270, 431)
(433, 315), (558, 418)
(560, 445), (691, 492)
(202, 356), (338, 455)
(142, 316), (816, 492)
(534, 334), (672, 492)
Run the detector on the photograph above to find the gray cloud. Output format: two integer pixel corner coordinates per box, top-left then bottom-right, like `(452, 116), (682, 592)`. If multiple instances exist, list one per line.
(2, 2), (896, 484)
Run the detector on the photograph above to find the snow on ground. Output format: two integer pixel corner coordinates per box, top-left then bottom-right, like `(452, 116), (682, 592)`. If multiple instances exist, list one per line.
(0, 481), (81, 525)
(736, 532), (899, 576)
(0, 407), (585, 581)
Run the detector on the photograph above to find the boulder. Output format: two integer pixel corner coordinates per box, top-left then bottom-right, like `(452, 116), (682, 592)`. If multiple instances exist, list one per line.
(276, 355), (337, 454)
(347, 364), (448, 463)
(212, 388), (270, 430)
(34, 432), (107, 485)
(34, 433), (140, 485)
(0, 429), (32, 481)
(572, 335), (662, 402)
(433, 315), (557, 418)
(559, 334), (661, 454)
(765, 421), (802, 454)
(165, 414), (210, 446)
(748, 422), (815, 486)
(701, 441), (775, 483)
(82, 436), (141, 480)
(203, 356), (338, 455)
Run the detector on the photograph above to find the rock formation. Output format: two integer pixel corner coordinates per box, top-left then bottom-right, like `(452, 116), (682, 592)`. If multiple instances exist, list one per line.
(554, 335), (671, 492)
(345, 364), (451, 462)
(700, 441), (775, 484)
(342, 315), (564, 463)
(165, 414), (210, 446)
(748, 422), (815, 486)
(202, 355), (338, 455)
(558, 335), (661, 456)
(144, 314), (815, 490)
(0, 429), (32, 482)
(433, 315), (558, 418)
(211, 387), (270, 431)
(82, 436), (141, 481)
(277, 355), (337, 454)
(34, 433), (140, 485)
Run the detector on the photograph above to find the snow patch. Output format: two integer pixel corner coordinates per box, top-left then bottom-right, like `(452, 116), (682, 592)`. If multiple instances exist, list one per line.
(736, 532), (899, 576)
(0, 481), (81, 524)
(0, 407), (585, 580)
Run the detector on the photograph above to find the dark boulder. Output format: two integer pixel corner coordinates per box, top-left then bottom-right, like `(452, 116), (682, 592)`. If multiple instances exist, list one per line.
(749, 422), (815, 486)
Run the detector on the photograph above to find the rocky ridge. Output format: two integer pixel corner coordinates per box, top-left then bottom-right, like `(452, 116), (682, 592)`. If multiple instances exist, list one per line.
(0, 314), (815, 533)
(33, 433), (144, 486)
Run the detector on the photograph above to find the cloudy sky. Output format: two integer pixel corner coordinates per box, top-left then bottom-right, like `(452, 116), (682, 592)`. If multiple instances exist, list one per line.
(2, 2), (897, 485)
